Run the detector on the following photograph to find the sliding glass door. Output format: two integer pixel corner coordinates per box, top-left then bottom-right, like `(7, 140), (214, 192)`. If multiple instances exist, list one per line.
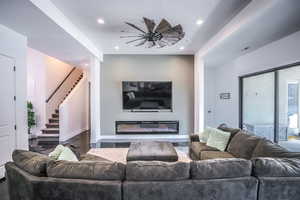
(278, 66), (300, 151)
(240, 62), (300, 152)
(242, 72), (275, 141)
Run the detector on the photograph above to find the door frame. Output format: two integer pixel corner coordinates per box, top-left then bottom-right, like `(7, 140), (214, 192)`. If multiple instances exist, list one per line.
(239, 61), (300, 143)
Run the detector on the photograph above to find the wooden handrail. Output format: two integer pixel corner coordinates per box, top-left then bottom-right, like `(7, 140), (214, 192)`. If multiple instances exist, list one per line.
(46, 67), (76, 103)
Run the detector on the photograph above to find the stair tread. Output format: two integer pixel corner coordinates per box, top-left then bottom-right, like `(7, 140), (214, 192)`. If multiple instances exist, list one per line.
(38, 134), (59, 138)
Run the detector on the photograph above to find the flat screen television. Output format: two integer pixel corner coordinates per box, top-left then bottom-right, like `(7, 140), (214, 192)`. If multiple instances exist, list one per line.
(122, 81), (172, 112)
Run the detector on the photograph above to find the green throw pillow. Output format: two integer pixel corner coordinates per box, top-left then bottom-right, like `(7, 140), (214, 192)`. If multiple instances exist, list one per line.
(206, 128), (231, 151)
(49, 145), (65, 160)
(57, 146), (79, 161)
(199, 127), (213, 143)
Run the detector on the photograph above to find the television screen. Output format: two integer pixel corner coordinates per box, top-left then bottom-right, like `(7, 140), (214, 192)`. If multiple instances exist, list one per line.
(122, 81), (172, 111)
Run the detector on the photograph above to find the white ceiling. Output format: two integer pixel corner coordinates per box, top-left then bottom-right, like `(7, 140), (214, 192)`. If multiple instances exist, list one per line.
(205, 0), (300, 67)
(50, 0), (250, 55)
(0, 0), (93, 67)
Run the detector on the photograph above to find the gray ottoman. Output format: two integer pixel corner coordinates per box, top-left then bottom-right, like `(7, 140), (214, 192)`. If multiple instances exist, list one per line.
(126, 141), (178, 162)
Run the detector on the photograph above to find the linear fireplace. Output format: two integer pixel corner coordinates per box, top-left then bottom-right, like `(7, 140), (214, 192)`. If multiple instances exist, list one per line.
(116, 121), (179, 134)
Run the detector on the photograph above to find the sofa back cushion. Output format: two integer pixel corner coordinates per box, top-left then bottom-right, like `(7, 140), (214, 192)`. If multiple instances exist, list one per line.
(191, 158), (252, 179)
(252, 139), (300, 158)
(217, 124), (241, 150)
(47, 160), (125, 180)
(126, 161), (190, 181)
(252, 157), (300, 177)
(12, 149), (52, 177)
(227, 131), (261, 159)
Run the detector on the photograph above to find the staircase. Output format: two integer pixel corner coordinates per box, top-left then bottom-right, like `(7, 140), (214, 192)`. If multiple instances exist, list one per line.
(38, 71), (83, 145)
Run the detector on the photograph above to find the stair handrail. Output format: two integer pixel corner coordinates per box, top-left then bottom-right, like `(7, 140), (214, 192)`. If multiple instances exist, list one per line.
(46, 67), (76, 103)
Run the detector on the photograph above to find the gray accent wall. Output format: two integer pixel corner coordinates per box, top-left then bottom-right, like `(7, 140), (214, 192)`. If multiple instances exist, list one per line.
(101, 55), (194, 135)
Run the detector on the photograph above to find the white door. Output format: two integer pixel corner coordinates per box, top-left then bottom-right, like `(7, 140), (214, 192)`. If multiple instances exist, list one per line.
(0, 54), (16, 178)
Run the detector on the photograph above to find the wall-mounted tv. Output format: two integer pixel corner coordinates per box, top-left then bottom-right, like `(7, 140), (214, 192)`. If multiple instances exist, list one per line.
(122, 81), (172, 112)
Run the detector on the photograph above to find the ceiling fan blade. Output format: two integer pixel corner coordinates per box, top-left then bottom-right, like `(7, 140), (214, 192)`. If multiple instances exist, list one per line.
(126, 38), (145, 44)
(120, 35), (144, 38)
(135, 39), (147, 46)
(157, 40), (167, 48)
(125, 22), (146, 33)
(143, 17), (156, 32)
(155, 19), (172, 33)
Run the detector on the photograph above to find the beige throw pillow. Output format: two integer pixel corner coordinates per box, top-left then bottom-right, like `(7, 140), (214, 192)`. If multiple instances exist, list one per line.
(206, 128), (231, 151)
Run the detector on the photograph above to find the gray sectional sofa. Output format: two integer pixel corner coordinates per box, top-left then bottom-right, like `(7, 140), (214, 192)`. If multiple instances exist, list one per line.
(5, 125), (300, 200)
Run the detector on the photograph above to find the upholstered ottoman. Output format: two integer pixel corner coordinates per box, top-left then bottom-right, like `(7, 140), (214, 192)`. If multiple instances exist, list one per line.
(126, 141), (178, 162)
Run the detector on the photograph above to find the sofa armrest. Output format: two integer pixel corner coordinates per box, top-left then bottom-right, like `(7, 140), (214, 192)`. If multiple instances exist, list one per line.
(190, 134), (200, 142)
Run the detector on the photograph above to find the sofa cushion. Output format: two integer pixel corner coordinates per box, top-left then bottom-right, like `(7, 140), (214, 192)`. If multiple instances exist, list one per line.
(252, 157), (300, 177)
(206, 128), (231, 151)
(200, 151), (235, 160)
(217, 124), (241, 150)
(12, 149), (52, 177)
(190, 142), (219, 157)
(47, 160), (125, 180)
(126, 161), (190, 181)
(127, 141), (178, 162)
(252, 139), (300, 158)
(227, 131), (262, 159)
(191, 158), (252, 179)
(80, 154), (112, 162)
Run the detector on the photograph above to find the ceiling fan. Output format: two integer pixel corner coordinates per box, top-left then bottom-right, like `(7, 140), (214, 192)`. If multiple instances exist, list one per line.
(122, 17), (185, 48)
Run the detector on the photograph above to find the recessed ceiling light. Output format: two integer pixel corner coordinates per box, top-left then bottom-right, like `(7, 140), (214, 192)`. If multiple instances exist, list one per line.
(196, 19), (204, 25)
(84, 63), (88, 67)
(179, 46), (185, 50)
(114, 46), (120, 50)
(97, 18), (105, 24)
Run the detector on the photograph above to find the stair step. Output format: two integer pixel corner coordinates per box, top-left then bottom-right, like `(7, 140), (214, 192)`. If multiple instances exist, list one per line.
(46, 123), (59, 128)
(49, 118), (59, 123)
(52, 113), (59, 118)
(55, 109), (59, 114)
(42, 128), (59, 134)
(37, 135), (59, 145)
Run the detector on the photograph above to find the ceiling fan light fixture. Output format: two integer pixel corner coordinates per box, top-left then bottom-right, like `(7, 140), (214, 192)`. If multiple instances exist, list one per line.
(122, 17), (185, 48)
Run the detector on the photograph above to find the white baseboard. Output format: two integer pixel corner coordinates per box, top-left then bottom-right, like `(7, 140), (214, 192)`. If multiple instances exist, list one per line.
(98, 134), (189, 143)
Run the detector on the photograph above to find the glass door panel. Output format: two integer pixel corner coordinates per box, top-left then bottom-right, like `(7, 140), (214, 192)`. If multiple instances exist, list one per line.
(278, 66), (300, 151)
(242, 72), (275, 141)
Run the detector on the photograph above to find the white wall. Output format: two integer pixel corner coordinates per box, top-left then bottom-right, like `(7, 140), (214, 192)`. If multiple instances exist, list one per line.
(0, 24), (28, 149)
(101, 55), (194, 135)
(208, 30), (300, 128)
(45, 56), (73, 98)
(27, 48), (75, 135)
(27, 48), (47, 135)
(59, 75), (88, 141)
